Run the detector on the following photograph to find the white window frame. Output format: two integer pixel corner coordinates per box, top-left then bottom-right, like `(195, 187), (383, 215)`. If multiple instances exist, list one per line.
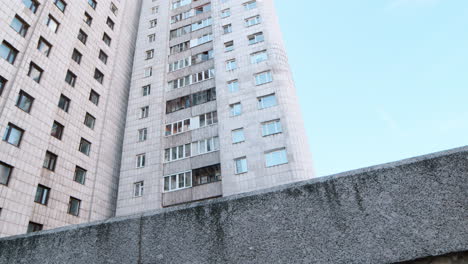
(231, 128), (245, 144)
(258, 94), (277, 109)
(250, 50), (268, 64)
(262, 120), (282, 136)
(164, 171), (192, 192)
(136, 154), (146, 168)
(235, 157), (248, 174)
(265, 148), (288, 167)
(134, 181), (144, 197)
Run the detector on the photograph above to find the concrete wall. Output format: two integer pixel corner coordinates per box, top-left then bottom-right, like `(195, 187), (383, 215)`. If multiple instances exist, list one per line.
(1, 146), (467, 263)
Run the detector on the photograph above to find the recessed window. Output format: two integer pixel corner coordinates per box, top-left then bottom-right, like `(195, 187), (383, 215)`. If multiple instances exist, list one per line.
(228, 80), (239, 92)
(53, 0), (66, 12)
(94, 69), (104, 84)
(258, 94), (277, 109)
(148, 34), (156, 43)
(255, 71), (273, 85)
(149, 19), (157, 28)
(220, 8), (230, 18)
(16, 90), (34, 113)
(89, 90), (100, 106)
(27, 222), (43, 233)
(102, 33), (111, 46)
(235, 157), (248, 174)
(51, 121), (64, 140)
(140, 106), (149, 119)
(144, 67), (152, 77)
(232, 128), (245, 144)
(0, 161), (13, 186)
(134, 181), (144, 197)
(226, 59), (237, 71)
(58, 94), (70, 112)
(37, 37), (52, 57)
(151, 6), (159, 14)
(84, 113), (96, 129)
(230, 102), (242, 116)
(28, 62), (43, 83)
(265, 148), (288, 167)
(34, 185), (50, 205)
(0, 76), (7, 96)
(138, 128), (148, 142)
(78, 29), (88, 44)
(245, 15), (261, 27)
(248, 32), (264, 45)
(11, 15), (29, 37)
(68, 197), (81, 216)
(262, 120), (282, 136)
(22, 0), (40, 13)
(65, 70), (77, 87)
(146, 49), (154, 60)
(98, 50), (108, 64)
(3, 123), (24, 147)
(46, 15), (59, 33)
(88, 0), (97, 9)
(224, 41), (234, 52)
(136, 154), (146, 168)
(71, 49), (82, 64)
(106, 17), (114, 30)
(84, 12), (93, 26)
(244, 0), (257, 10)
(43, 151), (58, 171)
(251, 50), (268, 64)
(142, 85), (151, 96)
(222, 24), (232, 34)
(74, 166), (86, 185)
(110, 2), (118, 15)
(79, 138), (91, 156)
(0, 41), (19, 64)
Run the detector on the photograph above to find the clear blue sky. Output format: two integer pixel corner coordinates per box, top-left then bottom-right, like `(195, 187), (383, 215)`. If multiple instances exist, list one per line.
(274, 0), (468, 176)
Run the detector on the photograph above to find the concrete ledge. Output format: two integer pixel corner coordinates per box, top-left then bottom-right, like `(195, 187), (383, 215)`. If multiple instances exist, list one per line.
(1, 146), (467, 263)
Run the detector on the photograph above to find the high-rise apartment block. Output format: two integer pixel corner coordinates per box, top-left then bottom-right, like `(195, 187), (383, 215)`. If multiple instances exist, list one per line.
(0, 0), (313, 237)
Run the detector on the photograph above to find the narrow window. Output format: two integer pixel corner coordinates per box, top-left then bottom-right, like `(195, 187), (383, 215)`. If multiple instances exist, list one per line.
(58, 94), (70, 112)
(0, 161), (13, 186)
(43, 151), (58, 171)
(51, 121), (64, 140)
(230, 103), (242, 116)
(11, 15), (30, 37)
(78, 29), (88, 44)
(72, 49), (82, 64)
(149, 19), (157, 28)
(34, 185), (50, 205)
(68, 197), (81, 216)
(140, 106), (149, 118)
(136, 154), (146, 168)
(226, 59), (237, 71)
(0, 76), (6, 96)
(84, 113), (96, 129)
(28, 62), (43, 83)
(98, 50), (108, 64)
(134, 181), (144, 197)
(88, 0), (97, 9)
(142, 85), (151, 96)
(138, 128), (148, 142)
(146, 49), (154, 60)
(106, 17), (114, 30)
(102, 33), (111, 46)
(74, 166), (86, 184)
(3, 123), (24, 147)
(89, 90), (100, 106)
(84, 12), (93, 26)
(94, 69), (104, 84)
(16, 90), (34, 113)
(0, 41), (19, 64)
(232, 128), (245, 144)
(235, 157), (248, 174)
(37, 37), (52, 57)
(79, 138), (91, 156)
(46, 15), (59, 33)
(110, 2), (118, 15)
(65, 70), (77, 87)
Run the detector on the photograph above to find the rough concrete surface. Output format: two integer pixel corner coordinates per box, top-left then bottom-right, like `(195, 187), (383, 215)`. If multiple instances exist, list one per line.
(0, 146), (467, 264)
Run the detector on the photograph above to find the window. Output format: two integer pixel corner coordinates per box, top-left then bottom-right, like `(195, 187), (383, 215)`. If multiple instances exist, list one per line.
(37, 37), (52, 57)
(248, 32), (264, 45)
(195, 3), (211, 14)
(255, 71), (273, 85)
(27, 222), (43, 233)
(221, 9), (230, 18)
(89, 90), (100, 106)
(258, 94), (277, 109)
(72, 49), (82, 64)
(58, 94), (70, 112)
(93, 50), (106, 65)
(148, 34), (156, 43)
(136, 154), (146, 168)
(171, 0), (191, 9)
(163, 171), (192, 192)
(84, 12), (93, 26)
(224, 41), (234, 52)
(192, 164), (221, 186)
(102, 33), (111, 46)
(191, 50), (213, 65)
(0, 161), (13, 186)
(16, 90), (34, 113)
(144, 67), (152, 77)
(232, 129), (245, 144)
(245, 15), (261, 27)
(43, 151), (57, 171)
(266, 149), (288, 167)
(199, 111), (218, 128)
(190, 33), (213, 47)
(78, 29), (88, 44)
(164, 143), (192, 162)
(151, 6), (159, 14)
(11, 15), (29, 37)
(146, 49), (154, 60)
(142, 85), (151, 96)
(34, 185), (50, 205)
(244, 0), (257, 10)
(88, 0), (97, 9)
(165, 119), (190, 136)
(53, 0), (66, 12)
(74, 166), (86, 184)
(262, 120), (282, 136)
(3, 123), (24, 147)
(84, 113), (96, 129)
(228, 80), (239, 93)
(68, 197), (81, 216)
(28, 62), (43, 83)
(0, 41), (19, 64)
(226, 59), (237, 71)
(79, 138), (91, 156)
(46, 15), (59, 33)
(94, 69), (104, 84)
(51, 121), (64, 140)
(170, 41), (190, 54)
(230, 103), (242, 116)
(22, 0), (40, 13)
(191, 17), (212, 32)
(134, 181), (144, 197)
(110, 2), (118, 15)
(138, 128), (148, 142)
(251, 50), (268, 64)
(235, 157), (248, 174)
(106, 17), (115, 30)
(149, 19), (157, 28)
(140, 106), (149, 118)
(165, 88), (216, 114)
(0, 76), (7, 96)
(65, 70), (77, 87)
(223, 24), (232, 34)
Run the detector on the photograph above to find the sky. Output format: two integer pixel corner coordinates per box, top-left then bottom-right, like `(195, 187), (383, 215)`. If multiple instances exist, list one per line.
(274, 0), (468, 176)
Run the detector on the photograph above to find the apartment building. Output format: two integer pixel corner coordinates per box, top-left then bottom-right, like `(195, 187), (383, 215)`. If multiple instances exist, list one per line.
(0, 0), (141, 237)
(116, 0), (314, 215)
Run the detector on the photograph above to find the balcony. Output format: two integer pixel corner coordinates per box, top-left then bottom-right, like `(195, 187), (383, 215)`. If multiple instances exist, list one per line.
(162, 180), (222, 207)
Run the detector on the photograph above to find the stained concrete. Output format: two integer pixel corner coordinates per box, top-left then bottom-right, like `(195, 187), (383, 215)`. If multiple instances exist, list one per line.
(1, 146), (467, 264)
